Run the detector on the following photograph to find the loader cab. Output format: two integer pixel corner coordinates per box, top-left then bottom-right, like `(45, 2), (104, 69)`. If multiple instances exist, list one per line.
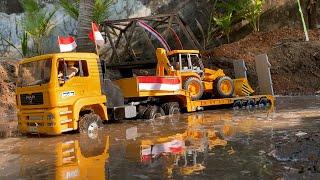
(168, 50), (204, 75)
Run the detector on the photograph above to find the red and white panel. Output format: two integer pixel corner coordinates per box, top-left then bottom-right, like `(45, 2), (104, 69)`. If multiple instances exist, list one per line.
(138, 76), (181, 91)
(141, 139), (185, 160)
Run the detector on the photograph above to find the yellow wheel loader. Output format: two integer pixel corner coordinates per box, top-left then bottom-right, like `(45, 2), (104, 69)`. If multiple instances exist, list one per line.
(155, 48), (253, 100)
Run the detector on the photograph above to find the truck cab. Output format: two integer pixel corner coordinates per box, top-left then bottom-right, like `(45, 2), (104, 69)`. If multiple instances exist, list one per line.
(16, 53), (108, 135)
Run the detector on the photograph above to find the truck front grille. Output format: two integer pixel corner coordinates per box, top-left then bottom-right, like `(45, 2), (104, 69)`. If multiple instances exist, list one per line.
(20, 93), (44, 105)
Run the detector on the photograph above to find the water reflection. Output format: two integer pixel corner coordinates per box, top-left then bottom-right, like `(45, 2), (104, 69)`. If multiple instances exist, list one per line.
(55, 134), (109, 180)
(125, 113), (239, 178)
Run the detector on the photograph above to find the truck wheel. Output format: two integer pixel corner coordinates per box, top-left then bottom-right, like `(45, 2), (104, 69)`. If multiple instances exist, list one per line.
(183, 77), (204, 100)
(233, 100), (243, 110)
(214, 76), (234, 98)
(79, 113), (103, 138)
(161, 102), (180, 116)
(143, 106), (165, 120)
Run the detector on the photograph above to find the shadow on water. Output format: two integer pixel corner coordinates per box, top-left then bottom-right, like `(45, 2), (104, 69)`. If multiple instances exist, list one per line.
(0, 96), (320, 179)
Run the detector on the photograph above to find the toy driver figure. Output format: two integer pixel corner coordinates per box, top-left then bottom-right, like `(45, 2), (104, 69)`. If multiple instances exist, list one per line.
(58, 61), (79, 82)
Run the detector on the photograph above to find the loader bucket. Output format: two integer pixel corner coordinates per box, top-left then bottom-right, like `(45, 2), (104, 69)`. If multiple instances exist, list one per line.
(233, 78), (254, 96)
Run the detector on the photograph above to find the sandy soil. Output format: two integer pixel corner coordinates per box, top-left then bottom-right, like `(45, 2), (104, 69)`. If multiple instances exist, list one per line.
(205, 27), (320, 95)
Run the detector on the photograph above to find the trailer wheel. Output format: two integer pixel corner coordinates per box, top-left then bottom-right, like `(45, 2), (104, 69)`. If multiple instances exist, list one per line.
(143, 106), (165, 120)
(214, 76), (234, 98)
(259, 98), (271, 108)
(79, 113), (103, 138)
(233, 100), (243, 110)
(183, 77), (204, 100)
(246, 99), (256, 109)
(161, 102), (180, 116)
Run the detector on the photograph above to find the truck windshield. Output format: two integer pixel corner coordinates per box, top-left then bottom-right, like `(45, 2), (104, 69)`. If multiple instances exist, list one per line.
(18, 59), (52, 87)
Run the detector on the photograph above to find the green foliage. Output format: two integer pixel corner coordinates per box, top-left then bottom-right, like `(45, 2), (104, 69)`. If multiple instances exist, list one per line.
(213, 12), (233, 43)
(20, 31), (29, 57)
(59, 0), (79, 20)
(20, 0), (57, 55)
(240, 0), (265, 32)
(208, 0), (265, 45)
(93, 0), (113, 24)
(59, 0), (112, 24)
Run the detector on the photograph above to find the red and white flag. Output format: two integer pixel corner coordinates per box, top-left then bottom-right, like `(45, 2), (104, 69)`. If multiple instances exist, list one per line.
(89, 22), (105, 46)
(138, 76), (180, 91)
(58, 36), (77, 52)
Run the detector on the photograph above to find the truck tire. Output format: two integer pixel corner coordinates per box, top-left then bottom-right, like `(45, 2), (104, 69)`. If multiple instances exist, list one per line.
(79, 113), (103, 138)
(214, 76), (234, 98)
(143, 105), (165, 120)
(161, 102), (180, 116)
(183, 77), (204, 100)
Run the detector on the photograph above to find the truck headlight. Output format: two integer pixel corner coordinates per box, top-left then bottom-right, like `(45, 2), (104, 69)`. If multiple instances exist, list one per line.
(47, 114), (55, 121)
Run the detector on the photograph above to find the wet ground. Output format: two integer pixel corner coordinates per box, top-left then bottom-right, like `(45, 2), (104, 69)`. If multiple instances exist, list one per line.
(1, 96), (320, 179)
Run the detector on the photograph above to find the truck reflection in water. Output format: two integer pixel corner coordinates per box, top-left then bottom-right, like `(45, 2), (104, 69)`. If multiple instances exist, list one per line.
(126, 113), (238, 178)
(55, 135), (109, 180)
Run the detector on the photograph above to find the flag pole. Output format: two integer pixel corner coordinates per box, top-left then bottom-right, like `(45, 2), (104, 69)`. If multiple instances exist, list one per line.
(92, 22), (99, 56)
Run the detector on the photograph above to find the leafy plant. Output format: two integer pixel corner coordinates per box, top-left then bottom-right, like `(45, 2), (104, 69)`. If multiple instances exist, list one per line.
(20, 0), (57, 55)
(59, 0), (79, 20)
(59, 0), (112, 24)
(213, 12), (233, 43)
(20, 31), (29, 57)
(240, 0), (265, 32)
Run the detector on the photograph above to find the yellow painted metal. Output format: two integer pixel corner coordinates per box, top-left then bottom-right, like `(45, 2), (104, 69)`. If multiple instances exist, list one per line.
(55, 136), (109, 180)
(17, 53), (108, 135)
(233, 78), (255, 96)
(203, 68), (225, 82)
(154, 48), (227, 94)
(166, 49), (200, 56)
(114, 77), (139, 97)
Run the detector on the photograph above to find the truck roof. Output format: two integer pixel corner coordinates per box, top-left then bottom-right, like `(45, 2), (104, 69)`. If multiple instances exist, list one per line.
(167, 50), (200, 56)
(20, 52), (99, 64)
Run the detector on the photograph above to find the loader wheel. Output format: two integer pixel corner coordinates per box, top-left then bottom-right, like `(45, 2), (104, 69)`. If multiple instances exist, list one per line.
(143, 106), (165, 120)
(183, 77), (204, 100)
(214, 76), (234, 98)
(79, 113), (103, 139)
(161, 102), (180, 116)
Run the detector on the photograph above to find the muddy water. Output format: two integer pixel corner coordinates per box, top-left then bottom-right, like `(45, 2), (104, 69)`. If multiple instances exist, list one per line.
(0, 96), (320, 179)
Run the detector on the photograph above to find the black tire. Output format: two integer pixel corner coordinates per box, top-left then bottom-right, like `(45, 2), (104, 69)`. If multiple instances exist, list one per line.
(79, 113), (103, 138)
(233, 100), (243, 110)
(214, 76), (235, 98)
(246, 99), (256, 109)
(161, 102), (180, 116)
(183, 77), (204, 100)
(259, 98), (271, 108)
(143, 105), (165, 120)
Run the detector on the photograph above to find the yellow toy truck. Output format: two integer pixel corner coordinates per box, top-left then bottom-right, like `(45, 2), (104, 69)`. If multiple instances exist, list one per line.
(16, 51), (273, 135)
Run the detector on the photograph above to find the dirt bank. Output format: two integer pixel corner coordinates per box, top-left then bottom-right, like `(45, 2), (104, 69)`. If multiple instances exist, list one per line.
(206, 27), (320, 95)
(0, 59), (18, 118)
